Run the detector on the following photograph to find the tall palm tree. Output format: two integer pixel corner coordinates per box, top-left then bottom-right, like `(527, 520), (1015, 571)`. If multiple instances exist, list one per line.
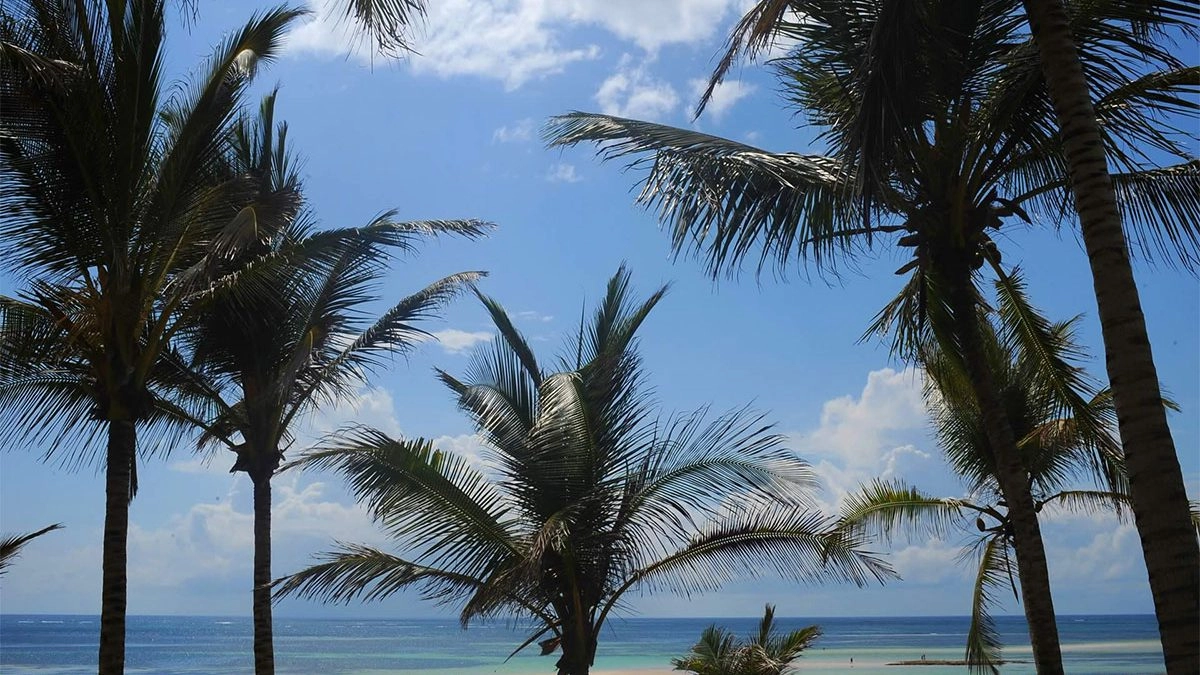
(273, 267), (893, 675)
(179, 92), (488, 675)
(0, 524), (62, 576)
(545, 3), (1196, 671)
(837, 295), (1132, 672)
(673, 604), (821, 675)
(0, 3), (305, 672)
(1017, 2), (1199, 669)
(691, 1), (1200, 668)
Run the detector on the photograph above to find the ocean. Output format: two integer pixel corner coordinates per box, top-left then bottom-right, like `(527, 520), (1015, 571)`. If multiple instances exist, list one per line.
(0, 614), (1163, 674)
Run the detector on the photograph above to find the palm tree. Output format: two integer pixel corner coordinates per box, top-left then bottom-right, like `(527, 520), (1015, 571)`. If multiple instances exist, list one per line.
(692, 1), (1200, 668)
(673, 604), (821, 675)
(0, 524), (63, 576)
(837, 297), (1132, 672)
(0, 3), (305, 672)
(544, 3), (1196, 672)
(273, 267), (892, 675)
(178, 92), (488, 675)
(1017, 2), (1199, 669)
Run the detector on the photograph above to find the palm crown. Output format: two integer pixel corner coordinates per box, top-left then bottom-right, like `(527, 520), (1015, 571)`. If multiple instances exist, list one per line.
(836, 290), (1133, 672)
(275, 267), (893, 675)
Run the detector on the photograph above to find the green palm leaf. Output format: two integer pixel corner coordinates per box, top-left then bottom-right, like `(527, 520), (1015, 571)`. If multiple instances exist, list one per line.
(0, 523), (63, 575)
(964, 536), (1009, 674)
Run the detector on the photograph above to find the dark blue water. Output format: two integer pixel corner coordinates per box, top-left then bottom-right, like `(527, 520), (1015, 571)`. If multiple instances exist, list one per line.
(0, 614), (1163, 674)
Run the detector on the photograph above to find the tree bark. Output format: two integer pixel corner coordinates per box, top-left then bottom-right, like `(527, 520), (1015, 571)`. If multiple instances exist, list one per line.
(98, 419), (135, 675)
(950, 284), (1064, 674)
(555, 621), (594, 675)
(252, 473), (275, 675)
(1020, 2), (1200, 672)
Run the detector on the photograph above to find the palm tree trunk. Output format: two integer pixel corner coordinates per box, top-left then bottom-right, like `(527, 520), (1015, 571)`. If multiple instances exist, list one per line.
(252, 473), (275, 675)
(1020, 2), (1200, 671)
(556, 631), (592, 675)
(99, 419), (135, 675)
(950, 285), (1064, 674)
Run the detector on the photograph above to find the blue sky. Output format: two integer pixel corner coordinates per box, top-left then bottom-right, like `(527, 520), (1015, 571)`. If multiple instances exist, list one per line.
(1, 0), (1197, 622)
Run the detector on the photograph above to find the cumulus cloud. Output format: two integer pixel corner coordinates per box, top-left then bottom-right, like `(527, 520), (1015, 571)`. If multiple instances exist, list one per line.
(557, 0), (740, 52)
(890, 538), (969, 584)
(546, 162), (583, 183)
(410, 0), (600, 89)
(690, 78), (756, 121)
(285, 0), (373, 61)
(286, 0), (748, 88)
(792, 367), (928, 470)
(299, 386), (405, 444)
(595, 56), (679, 121)
(430, 328), (492, 354)
(492, 118), (536, 143)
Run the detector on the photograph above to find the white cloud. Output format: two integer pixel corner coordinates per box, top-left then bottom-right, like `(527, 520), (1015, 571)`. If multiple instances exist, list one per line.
(404, 0), (600, 90)
(689, 78), (756, 121)
(430, 328), (492, 354)
(286, 0), (747, 89)
(793, 368), (927, 469)
(168, 456), (231, 476)
(557, 0), (741, 52)
(890, 538), (969, 584)
(546, 162), (583, 183)
(125, 478), (382, 591)
(595, 56), (679, 121)
(302, 386), (405, 443)
(515, 310), (554, 323)
(432, 433), (492, 472)
(285, 0), (374, 61)
(492, 118), (536, 143)
(786, 367), (936, 514)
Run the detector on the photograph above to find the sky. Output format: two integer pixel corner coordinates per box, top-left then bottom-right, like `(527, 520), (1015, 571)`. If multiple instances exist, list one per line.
(1, 0), (1197, 623)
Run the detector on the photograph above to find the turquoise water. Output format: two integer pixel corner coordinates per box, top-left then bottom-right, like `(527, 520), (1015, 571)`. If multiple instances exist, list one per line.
(0, 614), (1163, 674)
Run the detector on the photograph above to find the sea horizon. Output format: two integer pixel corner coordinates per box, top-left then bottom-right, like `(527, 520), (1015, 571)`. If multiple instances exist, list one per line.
(1, 612), (1165, 675)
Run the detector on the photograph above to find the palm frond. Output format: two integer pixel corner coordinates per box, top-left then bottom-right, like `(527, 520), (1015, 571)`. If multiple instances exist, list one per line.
(289, 427), (517, 574)
(338, 0), (426, 56)
(834, 478), (967, 543)
(964, 536), (1008, 674)
(271, 542), (480, 604)
(0, 523), (63, 575)
(545, 114), (858, 278)
(620, 406), (814, 551)
(615, 506), (892, 609)
(1040, 490), (1132, 522)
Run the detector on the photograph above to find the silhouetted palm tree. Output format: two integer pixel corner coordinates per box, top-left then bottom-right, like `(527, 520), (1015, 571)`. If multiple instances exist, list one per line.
(838, 292), (1132, 672)
(693, 2), (1200, 667)
(545, 3), (1196, 671)
(1018, 1), (1199, 668)
(673, 604), (820, 675)
(275, 268), (892, 675)
(180, 92), (488, 675)
(0, 3), (305, 672)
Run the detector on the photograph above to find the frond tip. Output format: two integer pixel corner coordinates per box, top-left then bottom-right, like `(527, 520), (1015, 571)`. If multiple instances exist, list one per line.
(0, 524), (63, 575)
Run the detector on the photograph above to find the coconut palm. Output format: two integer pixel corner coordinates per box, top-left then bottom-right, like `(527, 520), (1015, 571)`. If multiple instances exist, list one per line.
(274, 267), (892, 675)
(837, 295), (1132, 672)
(544, 3), (1196, 671)
(673, 604), (821, 675)
(174, 93), (488, 675)
(1016, 1), (1199, 669)
(0, 524), (62, 576)
(0, 2), (305, 672)
(690, 1), (1200, 668)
